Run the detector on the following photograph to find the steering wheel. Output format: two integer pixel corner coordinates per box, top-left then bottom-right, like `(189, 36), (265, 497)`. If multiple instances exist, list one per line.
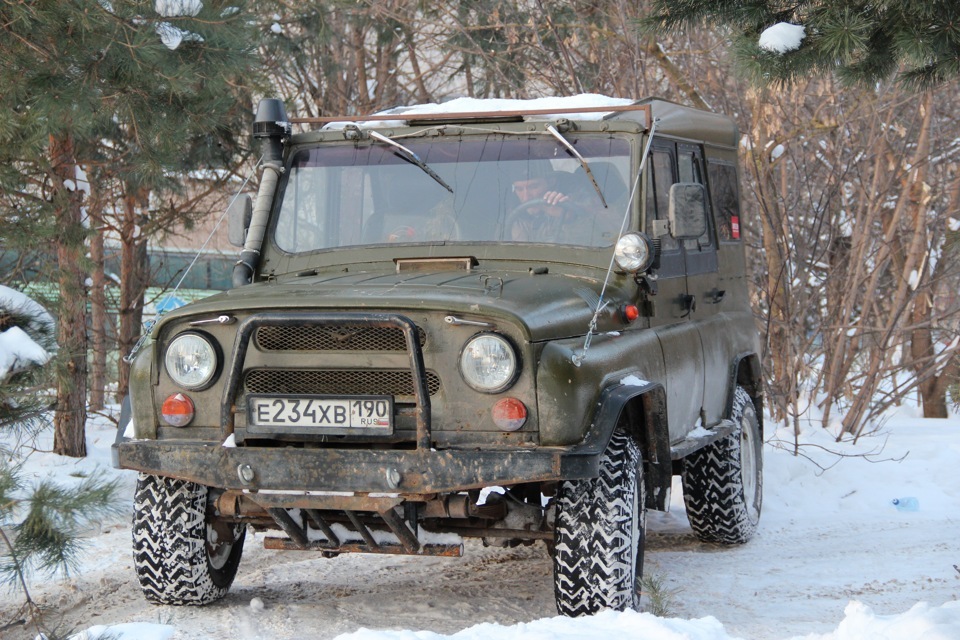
(506, 198), (577, 241)
(510, 197), (575, 216)
(386, 225), (417, 242)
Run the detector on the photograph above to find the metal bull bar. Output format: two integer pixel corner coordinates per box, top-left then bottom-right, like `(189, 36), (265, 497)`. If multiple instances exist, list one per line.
(220, 311), (432, 450)
(216, 312), (458, 555)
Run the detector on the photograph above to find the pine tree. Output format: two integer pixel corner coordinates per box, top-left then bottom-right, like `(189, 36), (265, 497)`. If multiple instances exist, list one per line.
(0, 288), (121, 637)
(0, 1), (259, 456)
(641, 1), (960, 89)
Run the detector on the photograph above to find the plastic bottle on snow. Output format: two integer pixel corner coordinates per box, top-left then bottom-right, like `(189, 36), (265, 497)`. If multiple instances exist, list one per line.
(891, 497), (919, 512)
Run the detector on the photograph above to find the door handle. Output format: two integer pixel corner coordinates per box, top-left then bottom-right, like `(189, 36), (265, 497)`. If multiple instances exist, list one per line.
(680, 293), (696, 318)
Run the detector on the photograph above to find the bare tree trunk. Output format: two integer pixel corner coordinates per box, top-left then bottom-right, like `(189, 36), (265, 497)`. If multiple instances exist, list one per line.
(747, 90), (794, 422)
(464, 57), (475, 97)
(911, 175), (960, 417)
(88, 210), (107, 411)
(910, 290), (955, 418)
(353, 26), (371, 113)
(404, 31), (432, 103)
(116, 189), (150, 402)
(819, 120), (887, 428)
(843, 91), (935, 438)
(49, 134), (88, 458)
(645, 40), (712, 111)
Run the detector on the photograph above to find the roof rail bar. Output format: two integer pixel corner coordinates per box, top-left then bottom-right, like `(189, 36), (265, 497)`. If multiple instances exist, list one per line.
(291, 103), (652, 129)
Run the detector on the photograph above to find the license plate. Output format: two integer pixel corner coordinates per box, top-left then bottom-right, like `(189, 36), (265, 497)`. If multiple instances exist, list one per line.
(247, 395), (393, 434)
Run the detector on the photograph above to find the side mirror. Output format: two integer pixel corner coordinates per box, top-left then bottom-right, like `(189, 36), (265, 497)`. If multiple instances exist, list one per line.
(227, 194), (253, 247)
(668, 183), (707, 239)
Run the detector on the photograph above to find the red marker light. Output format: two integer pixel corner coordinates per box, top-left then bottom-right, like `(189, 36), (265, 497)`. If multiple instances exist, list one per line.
(162, 393), (195, 427)
(621, 304), (640, 323)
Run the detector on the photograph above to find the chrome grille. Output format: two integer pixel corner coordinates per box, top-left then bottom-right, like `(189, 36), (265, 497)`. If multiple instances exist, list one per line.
(255, 325), (426, 352)
(244, 369), (441, 397)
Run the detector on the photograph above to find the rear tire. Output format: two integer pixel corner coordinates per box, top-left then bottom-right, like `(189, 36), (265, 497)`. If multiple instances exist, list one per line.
(132, 473), (245, 605)
(552, 430), (645, 616)
(681, 386), (762, 544)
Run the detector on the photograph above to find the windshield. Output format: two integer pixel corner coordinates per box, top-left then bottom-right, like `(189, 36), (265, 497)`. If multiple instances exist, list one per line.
(273, 135), (632, 254)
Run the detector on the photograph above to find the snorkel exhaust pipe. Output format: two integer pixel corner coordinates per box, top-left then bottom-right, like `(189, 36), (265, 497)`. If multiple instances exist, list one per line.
(233, 99), (290, 288)
(252, 98), (288, 163)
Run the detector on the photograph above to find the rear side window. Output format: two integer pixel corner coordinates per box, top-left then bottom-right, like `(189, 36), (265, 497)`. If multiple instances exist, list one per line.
(707, 162), (741, 242)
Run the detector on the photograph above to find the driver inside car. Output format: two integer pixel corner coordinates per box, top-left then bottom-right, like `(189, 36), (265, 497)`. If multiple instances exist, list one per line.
(509, 168), (577, 242)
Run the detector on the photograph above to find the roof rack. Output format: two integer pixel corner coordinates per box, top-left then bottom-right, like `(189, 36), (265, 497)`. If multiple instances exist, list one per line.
(291, 103), (651, 130)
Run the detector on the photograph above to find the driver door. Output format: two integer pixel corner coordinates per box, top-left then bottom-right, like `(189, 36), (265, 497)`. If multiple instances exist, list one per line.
(644, 141), (706, 440)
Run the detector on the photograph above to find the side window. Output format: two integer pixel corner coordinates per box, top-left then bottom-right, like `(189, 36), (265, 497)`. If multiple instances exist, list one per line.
(646, 148), (678, 252)
(707, 162), (741, 242)
(677, 149), (702, 183)
(677, 145), (712, 250)
(644, 141), (718, 277)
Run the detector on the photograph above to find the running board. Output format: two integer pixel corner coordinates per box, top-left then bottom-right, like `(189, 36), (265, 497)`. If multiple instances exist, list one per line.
(669, 419), (736, 460)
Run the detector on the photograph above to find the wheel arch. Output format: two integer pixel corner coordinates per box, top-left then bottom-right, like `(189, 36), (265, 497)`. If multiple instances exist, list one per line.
(594, 382), (672, 511)
(732, 352), (763, 434)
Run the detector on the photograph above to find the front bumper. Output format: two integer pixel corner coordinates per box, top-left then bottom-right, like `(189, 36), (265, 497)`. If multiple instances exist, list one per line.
(112, 439), (603, 494)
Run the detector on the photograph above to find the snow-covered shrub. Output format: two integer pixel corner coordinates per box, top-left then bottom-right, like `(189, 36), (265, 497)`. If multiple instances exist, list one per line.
(0, 285), (56, 434)
(0, 287), (121, 635)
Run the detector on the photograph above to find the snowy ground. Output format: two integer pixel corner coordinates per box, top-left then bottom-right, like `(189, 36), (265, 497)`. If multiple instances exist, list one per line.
(1, 403), (958, 640)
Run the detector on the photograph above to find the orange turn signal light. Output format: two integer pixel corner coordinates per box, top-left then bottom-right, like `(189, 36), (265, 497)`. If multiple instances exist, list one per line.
(621, 304), (640, 323)
(161, 393), (195, 427)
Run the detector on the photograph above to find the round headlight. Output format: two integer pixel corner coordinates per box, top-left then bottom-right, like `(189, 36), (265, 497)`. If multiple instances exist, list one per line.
(459, 333), (518, 393)
(614, 232), (654, 273)
(165, 333), (218, 390)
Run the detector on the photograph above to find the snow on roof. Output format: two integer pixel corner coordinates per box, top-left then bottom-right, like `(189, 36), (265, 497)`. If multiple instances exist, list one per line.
(322, 94), (636, 129)
(381, 94), (635, 119)
(759, 22), (806, 54)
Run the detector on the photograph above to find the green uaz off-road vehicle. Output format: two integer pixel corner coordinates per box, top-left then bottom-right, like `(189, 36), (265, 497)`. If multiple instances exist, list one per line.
(113, 96), (763, 616)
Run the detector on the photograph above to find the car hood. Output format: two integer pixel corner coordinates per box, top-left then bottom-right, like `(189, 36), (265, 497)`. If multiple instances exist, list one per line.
(159, 268), (634, 342)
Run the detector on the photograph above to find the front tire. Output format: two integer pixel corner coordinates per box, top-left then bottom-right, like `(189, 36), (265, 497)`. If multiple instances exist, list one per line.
(132, 473), (245, 605)
(681, 386), (762, 544)
(552, 430), (645, 616)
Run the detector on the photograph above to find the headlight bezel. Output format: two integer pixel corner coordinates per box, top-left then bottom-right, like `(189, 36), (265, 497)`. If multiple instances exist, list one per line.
(164, 331), (220, 391)
(458, 332), (520, 394)
(614, 232), (656, 274)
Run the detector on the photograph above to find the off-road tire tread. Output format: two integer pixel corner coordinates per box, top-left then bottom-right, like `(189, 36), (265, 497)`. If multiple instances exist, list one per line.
(681, 387), (762, 544)
(553, 431), (644, 616)
(132, 473), (244, 605)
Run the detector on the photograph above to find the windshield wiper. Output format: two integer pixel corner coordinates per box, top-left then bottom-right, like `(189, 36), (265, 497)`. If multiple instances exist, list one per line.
(545, 125), (607, 208)
(368, 130), (454, 194)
